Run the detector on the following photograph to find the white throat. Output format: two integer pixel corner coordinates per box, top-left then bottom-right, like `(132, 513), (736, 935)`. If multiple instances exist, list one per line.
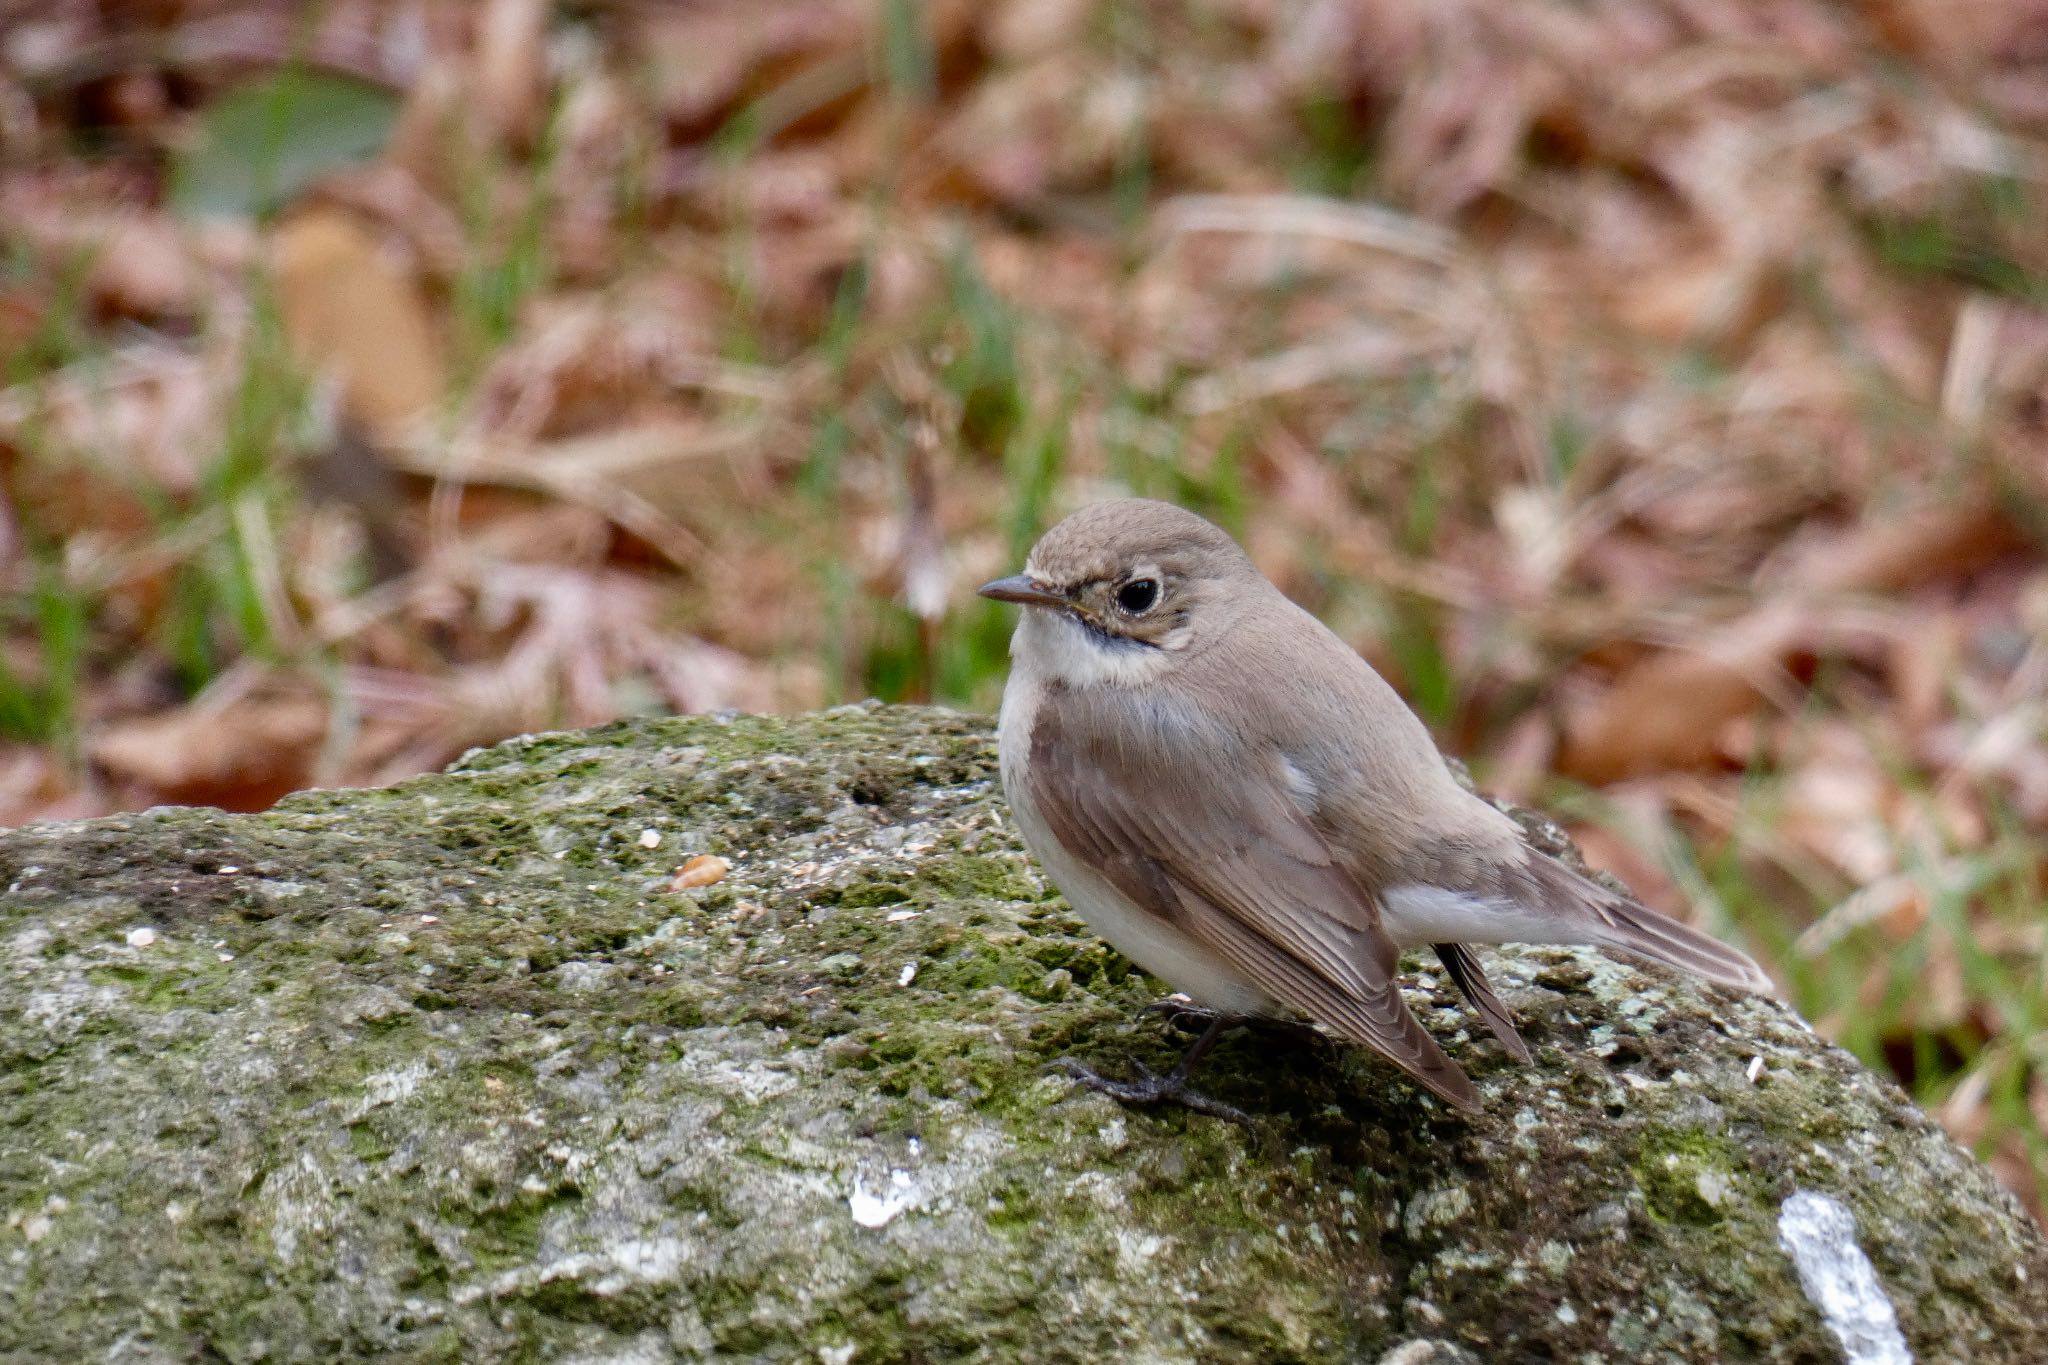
(1013, 609), (1178, 688)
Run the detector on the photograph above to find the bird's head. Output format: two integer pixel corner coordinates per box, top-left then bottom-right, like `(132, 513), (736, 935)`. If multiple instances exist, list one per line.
(979, 499), (1258, 682)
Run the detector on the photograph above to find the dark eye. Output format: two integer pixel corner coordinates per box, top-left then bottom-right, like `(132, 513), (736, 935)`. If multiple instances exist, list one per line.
(1116, 578), (1159, 613)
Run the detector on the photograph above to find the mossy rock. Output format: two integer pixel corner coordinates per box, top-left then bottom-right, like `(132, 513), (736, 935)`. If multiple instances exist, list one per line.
(1, 703), (2042, 1362)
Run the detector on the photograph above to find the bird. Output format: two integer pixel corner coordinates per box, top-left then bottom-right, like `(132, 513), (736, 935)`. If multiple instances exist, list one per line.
(979, 498), (1774, 1119)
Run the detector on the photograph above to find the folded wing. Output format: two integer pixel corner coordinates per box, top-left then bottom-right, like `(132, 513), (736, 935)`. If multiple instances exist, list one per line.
(1027, 695), (1481, 1111)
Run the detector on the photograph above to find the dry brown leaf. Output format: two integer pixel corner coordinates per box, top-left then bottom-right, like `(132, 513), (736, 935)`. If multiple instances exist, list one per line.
(474, 0), (548, 150)
(0, 749), (97, 828)
(670, 855), (731, 891)
(1560, 604), (1810, 783)
(1890, 611), (1963, 735)
(3, 189), (208, 321)
(636, 4), (866, 132)
(0, 286), (44, 359)
(273, 207), (447, 441)
(384, 58), (478, 191)
(1782, 497), (2025, 597)
(85, 217), (207, 321)
(982, 0), (1091, 59)
(90, 693), (329, 811)
(1615, 249), (1786, 351)
(0, 342), (219, 496)
(1565, 498), (2027, 782)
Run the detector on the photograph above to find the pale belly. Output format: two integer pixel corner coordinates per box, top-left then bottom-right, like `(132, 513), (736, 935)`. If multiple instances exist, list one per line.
(997, 682), (1269, 1015)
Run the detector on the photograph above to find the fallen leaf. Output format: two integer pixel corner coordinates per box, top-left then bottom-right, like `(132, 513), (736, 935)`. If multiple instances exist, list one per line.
(1563, 499), (2025, 783)
(1560, 603), (1810, 783)
(670, 855), (731, 891)
(1785, 497), (2024, 597)
(274, 207), (447, 440)
(476, 0), (549, 149)
(90, 692), (329, 811)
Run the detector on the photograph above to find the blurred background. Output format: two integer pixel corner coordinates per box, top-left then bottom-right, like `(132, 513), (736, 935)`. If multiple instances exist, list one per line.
(3, 0), (2046, 1215)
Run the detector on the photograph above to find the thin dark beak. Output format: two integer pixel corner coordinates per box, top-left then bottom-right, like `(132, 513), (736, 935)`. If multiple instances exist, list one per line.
(977, 574), (1066, 609)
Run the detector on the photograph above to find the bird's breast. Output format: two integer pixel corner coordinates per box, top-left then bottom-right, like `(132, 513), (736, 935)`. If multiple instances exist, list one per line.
(994, 676), (1268, 1015)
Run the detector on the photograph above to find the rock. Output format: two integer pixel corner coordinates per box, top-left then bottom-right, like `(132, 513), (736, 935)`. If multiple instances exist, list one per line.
(1, 703), (2042, 1362)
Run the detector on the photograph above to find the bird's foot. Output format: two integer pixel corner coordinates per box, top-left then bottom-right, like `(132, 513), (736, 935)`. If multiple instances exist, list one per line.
(1141, 999), (1332, 1055)
(1050, 1056), (1252, 1126)
(1140, 997), (1228, 1031)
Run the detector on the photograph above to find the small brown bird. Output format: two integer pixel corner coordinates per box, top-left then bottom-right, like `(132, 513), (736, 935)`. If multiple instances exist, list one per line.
(981, 499), (1773, 1117)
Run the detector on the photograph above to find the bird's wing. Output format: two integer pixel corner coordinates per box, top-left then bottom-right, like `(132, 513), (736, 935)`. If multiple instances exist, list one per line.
(1027, 693), (1479, 1111)
(1432, 943), (1531, 1063)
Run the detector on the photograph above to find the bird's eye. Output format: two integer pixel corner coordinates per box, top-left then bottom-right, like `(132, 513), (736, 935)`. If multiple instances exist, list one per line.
(1116, 578), (1159, 613)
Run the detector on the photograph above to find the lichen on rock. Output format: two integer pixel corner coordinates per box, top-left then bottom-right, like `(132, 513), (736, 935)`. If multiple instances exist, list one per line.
(1, 704), (2043, 1362)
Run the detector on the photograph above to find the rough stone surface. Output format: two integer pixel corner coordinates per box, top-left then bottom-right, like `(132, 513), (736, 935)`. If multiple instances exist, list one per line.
(1, 704), (2043, 1363)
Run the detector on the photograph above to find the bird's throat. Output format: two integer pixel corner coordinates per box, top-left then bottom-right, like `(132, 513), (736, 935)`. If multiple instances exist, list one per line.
(1017, 610), (1177, 688)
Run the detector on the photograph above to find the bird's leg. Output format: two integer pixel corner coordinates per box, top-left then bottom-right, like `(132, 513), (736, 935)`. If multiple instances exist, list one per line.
(1052, 1017), (1252, 1125)
(1142, 998), (1332, 1056)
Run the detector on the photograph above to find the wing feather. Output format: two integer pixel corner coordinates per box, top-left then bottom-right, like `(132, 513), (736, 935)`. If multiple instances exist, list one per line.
(1028, 693), (1480, 1110)
(1432, 942), (1532, 1063)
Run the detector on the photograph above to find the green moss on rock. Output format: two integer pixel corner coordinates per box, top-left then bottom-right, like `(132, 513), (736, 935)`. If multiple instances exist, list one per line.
(0, 703), (2043, 1362)
(1637, 1128), (1747, 1227)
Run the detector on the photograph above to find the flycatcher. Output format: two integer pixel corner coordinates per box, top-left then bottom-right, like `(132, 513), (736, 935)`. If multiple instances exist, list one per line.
(981, 498), (1772, 1118)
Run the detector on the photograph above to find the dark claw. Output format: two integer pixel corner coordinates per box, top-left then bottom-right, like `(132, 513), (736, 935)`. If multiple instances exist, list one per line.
(1050, 1057), (1253, 1126)
(1142, 999), (1333, 1057)
(1140, 998), (1216, 1032)
(1241, 1015), (1334, 1055)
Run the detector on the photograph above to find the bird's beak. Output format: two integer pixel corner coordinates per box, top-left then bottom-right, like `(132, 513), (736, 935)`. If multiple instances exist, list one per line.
(977, 574), (1066, 609)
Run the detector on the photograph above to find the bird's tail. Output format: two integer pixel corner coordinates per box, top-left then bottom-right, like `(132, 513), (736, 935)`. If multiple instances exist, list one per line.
(1531, 855), (1776, 996)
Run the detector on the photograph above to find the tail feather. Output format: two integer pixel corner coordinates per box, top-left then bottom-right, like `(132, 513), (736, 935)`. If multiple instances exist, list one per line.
(1533, 857), (1776, 996)
(1433, 942), (1533, 1062)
